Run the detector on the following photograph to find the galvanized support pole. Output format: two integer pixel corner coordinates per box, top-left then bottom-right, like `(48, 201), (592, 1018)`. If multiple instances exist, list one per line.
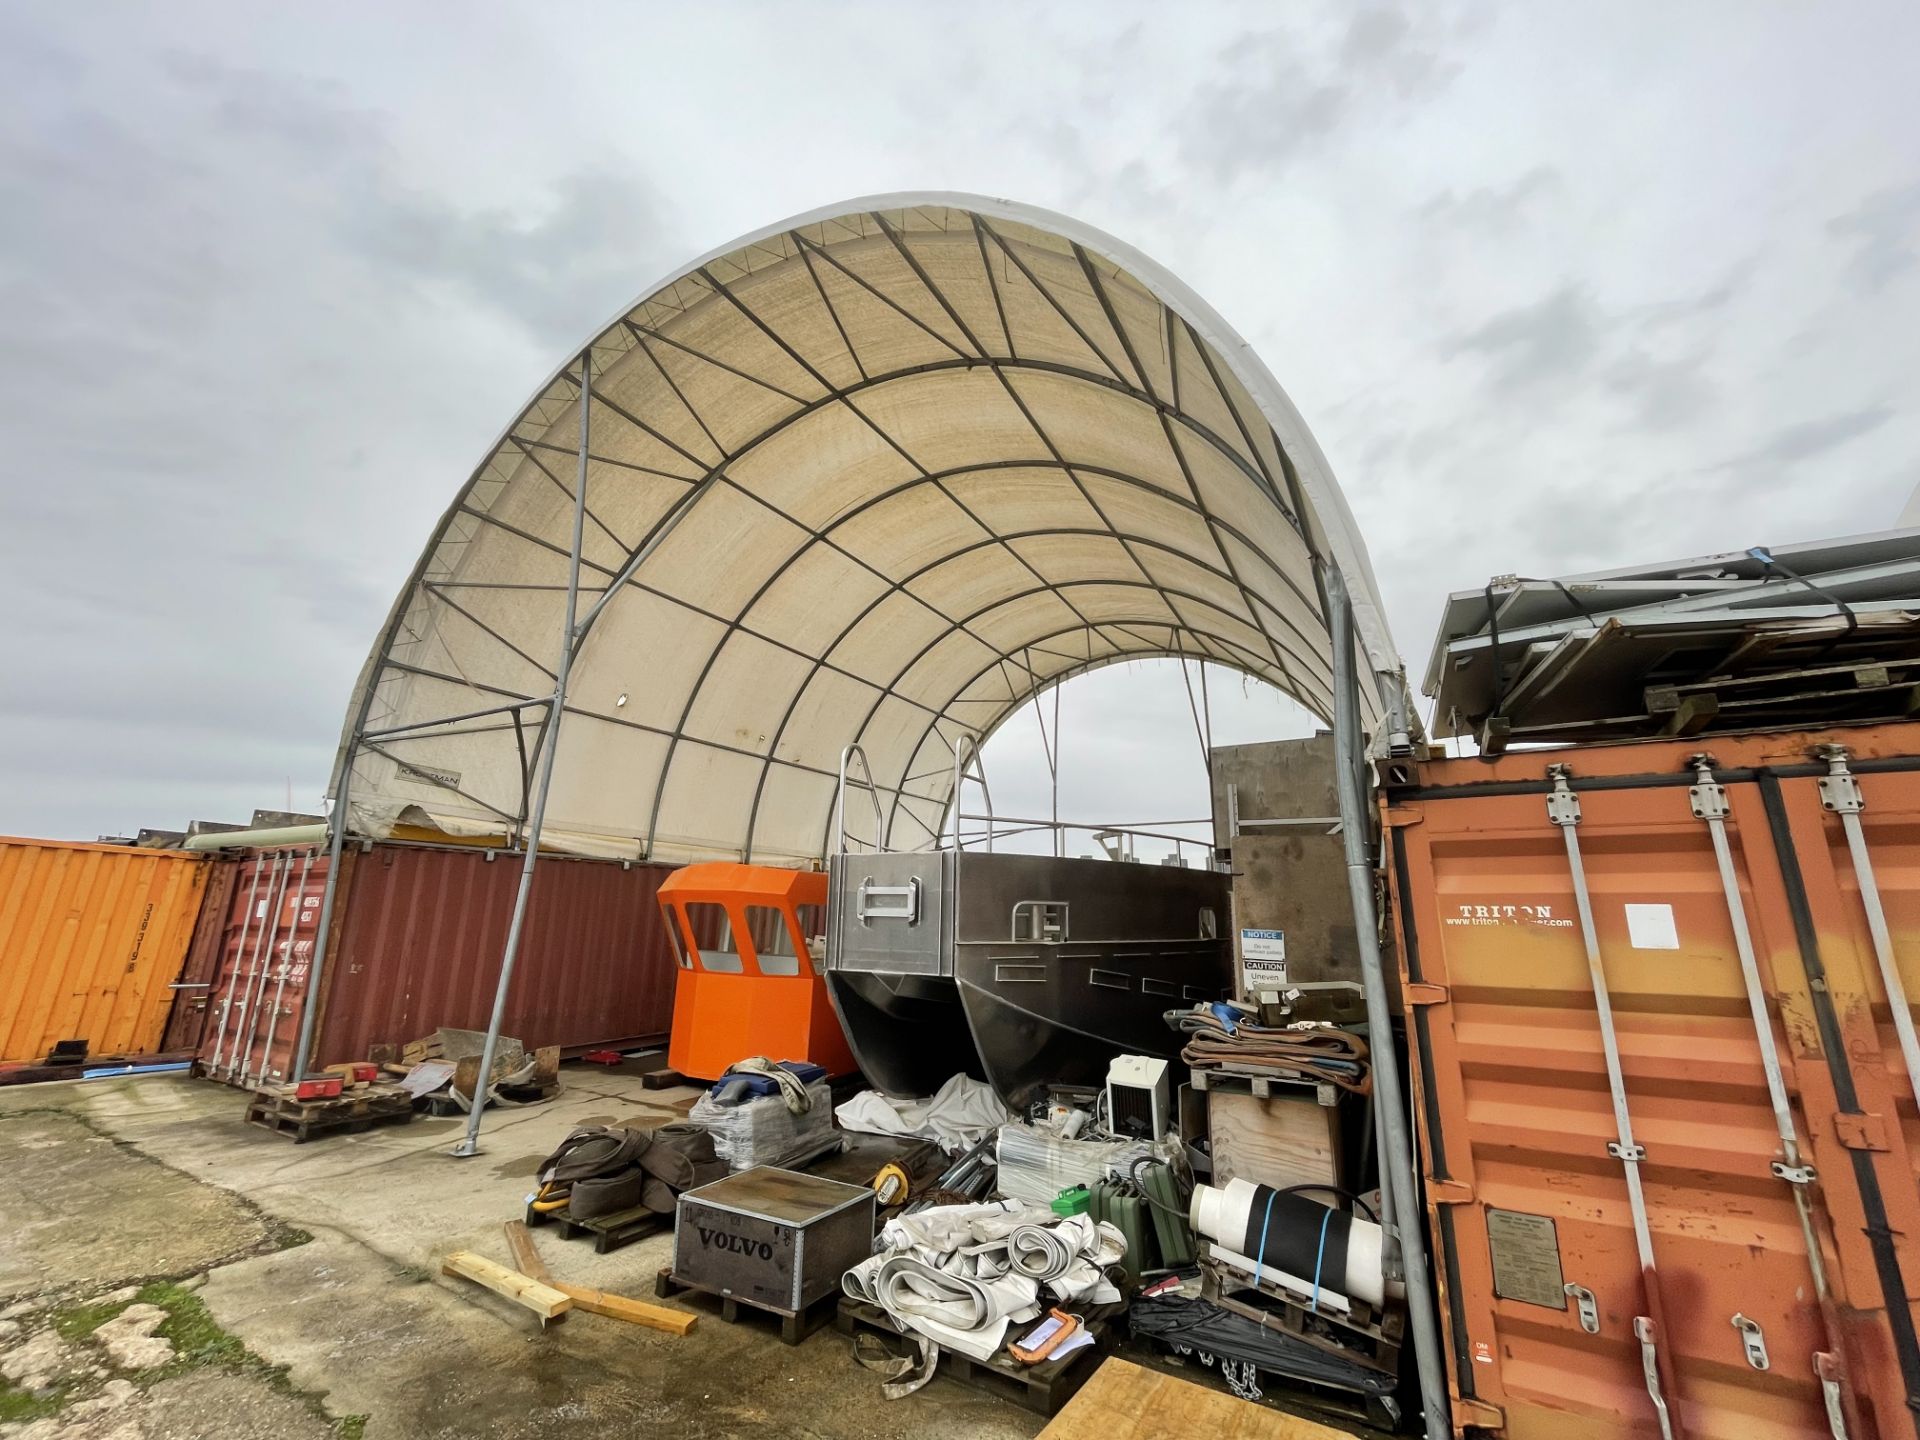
(1326, 566), (1450, 1440)
(453, 349), (593, 1158)
(289, 743), (354, 1083)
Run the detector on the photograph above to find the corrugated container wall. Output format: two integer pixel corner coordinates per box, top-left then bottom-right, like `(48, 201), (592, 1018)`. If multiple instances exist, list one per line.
(0, 837), (209, 1063)
(193, 842), (679, 1085)
(1385, 723), (1920, 1440)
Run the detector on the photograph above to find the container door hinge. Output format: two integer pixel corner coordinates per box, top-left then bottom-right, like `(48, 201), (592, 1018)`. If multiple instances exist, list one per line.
(1546, 766), (1582, 827)
(1565, 1282), (1600, 1334)
(1732, 1312), (1770, 1370)
(1427, 1178), (1474, 1206)
(1453, 1397), (1505, 1431)
(1771, 1160), (1817, 1184)
(1404, 982), (1450, 1007)
(1608, 1140), (1648, 1162)
(1834, 1112), (1890, 1152)
(1815, 1352), (1852, 1440)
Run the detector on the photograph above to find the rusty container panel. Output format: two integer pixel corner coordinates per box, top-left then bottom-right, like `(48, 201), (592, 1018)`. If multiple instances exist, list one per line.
(1387, 723), (1920, 1439)
(194, 843), (679, 1083)
(320, 844), (678, 1068)
(0, 837), (210, 1063)
(161, 858), (239, 1053)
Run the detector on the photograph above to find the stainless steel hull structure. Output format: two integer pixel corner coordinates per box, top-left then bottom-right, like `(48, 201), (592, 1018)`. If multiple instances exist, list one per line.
(825, 850), (1231, 1106)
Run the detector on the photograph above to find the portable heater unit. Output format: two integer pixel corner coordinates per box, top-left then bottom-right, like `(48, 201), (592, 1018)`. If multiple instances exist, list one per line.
(1105, 1055), (1170, 1139)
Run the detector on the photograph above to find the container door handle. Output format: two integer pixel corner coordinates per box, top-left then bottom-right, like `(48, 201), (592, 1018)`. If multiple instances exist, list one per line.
(1635, 1317), (1676, 1440)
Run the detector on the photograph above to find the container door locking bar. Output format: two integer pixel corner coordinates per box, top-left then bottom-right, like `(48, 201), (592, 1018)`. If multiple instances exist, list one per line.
(1547, 767), (1682, 1440)
(1690, 756), (1853, 1437)
(1816, 744), (1920, 1104)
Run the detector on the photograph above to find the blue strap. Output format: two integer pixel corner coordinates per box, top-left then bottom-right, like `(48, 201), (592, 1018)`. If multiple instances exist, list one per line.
(1309, 1206), (1332, 1312)
(1250, 1187), (1278, 1291)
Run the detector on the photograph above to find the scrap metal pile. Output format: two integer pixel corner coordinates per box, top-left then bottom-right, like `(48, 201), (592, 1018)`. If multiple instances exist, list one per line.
(1426, 529), (1920, 751)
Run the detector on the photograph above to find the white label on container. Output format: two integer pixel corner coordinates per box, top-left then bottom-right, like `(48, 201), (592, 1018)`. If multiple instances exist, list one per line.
(1625, 903), (1679, 950)
(1239, 928), (1287, 992)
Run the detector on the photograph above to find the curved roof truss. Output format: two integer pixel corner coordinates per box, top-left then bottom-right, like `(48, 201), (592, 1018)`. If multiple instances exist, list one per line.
(335, 194), (1403, 863)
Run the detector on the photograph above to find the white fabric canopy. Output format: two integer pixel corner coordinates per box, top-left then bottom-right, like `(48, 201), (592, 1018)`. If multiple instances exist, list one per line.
(333, 194), (1401, 863)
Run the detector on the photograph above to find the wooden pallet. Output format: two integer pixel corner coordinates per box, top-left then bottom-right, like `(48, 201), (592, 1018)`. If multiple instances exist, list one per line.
(523, 1200), (669, 1255)
(835, 1295), (1111, 1417)
(1200, 1258), (1402, 1378)
(655, 1266), (839, 1345)
(245, 1085), (415, 1143)
(1189, 1064), (1339, 1108)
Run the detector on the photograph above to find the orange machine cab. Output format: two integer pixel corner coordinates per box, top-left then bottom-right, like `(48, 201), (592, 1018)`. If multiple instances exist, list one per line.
(657, 862), (858, 1082)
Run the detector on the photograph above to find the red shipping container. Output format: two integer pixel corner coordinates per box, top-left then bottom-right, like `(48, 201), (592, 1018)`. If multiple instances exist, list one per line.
(192, 842), (677, 1085)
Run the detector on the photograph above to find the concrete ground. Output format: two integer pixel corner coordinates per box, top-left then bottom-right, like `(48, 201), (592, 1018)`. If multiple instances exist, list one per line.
(0, 1068), (1380, 1439)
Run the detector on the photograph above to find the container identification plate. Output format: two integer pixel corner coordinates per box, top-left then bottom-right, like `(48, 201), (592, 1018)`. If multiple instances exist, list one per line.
(1485, 1208), (1567, 1309)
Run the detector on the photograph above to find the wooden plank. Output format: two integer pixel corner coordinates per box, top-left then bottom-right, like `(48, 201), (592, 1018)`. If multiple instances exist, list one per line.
(503, 1220), (551, 1284)
(1039, 1357), (1348, 1439)
(441, 1251), (570, 1321)
(550, 1282), (696, 1336)
(1208, 1090), (1340, 1193)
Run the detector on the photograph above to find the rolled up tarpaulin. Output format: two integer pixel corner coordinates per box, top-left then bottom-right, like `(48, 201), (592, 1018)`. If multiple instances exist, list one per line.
(1189, 1177), (1385, 1308)
(1006, 1223), (1076, 1282)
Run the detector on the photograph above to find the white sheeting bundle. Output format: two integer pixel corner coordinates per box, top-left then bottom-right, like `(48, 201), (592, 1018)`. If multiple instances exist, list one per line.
(842, 1200), (1124, 1363)
(833, 1073), (1011, 1152)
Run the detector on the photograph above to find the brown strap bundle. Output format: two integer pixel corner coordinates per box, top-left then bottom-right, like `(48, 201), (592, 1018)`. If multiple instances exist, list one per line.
(1179, 1018), (1371, 1094)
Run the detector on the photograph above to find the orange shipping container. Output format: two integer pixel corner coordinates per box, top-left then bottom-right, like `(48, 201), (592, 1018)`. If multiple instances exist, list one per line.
(0, 837), (209, 1064)
(1385, 723), (1920, 1439)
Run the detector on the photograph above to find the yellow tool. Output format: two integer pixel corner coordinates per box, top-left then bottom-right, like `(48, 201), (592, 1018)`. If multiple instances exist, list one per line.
(871, 1160), (912, 1206)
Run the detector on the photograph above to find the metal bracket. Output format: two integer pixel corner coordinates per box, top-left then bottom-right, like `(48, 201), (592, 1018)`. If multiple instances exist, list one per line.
(1732, 1312), (1770, 1371)
(1426, 1177), (1475, 1206)
(1635, 1316), (1677, 1440)
(856, 877), (919, 926)
(1818, 772), (1864, 815)
(1608, 1140), (1647, 1162)
(1687, 756), (1730, 820)
(1771, 1159), (1817, 1185)
(1546, 767), (1582, 827)
(1565, 1282), (1600, 1334)
(1403, 982), (1450, 1007)
(1832, 1111), (1890, 1152)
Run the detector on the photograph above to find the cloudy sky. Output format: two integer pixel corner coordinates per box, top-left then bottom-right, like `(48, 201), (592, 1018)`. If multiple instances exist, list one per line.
(3, 3), (1916, 843)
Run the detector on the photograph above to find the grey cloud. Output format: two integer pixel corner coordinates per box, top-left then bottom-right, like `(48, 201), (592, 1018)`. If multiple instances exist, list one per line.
(1180, 6), (1464, 183)
(0, 24), (672, 838)
(1418, 165), (1560, 231)
(1605, 350), (1718, 432)
(1445, 284), (1603, 392)
(1710, 405), (1896, 472)
(1828, 184), (1920, 295)
(1635, 259), (1755, 331)
(357, 171), (674, 347)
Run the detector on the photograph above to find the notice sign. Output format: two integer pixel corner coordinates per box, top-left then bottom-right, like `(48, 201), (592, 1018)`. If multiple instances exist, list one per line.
(1238, 928), (1287, 996)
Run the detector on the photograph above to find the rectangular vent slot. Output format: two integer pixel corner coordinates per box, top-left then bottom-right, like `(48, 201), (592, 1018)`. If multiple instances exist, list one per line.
(995, 963), (1046, 984)
(1089, 969), (1131, 990)
(1141, 977), (1177, 997)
